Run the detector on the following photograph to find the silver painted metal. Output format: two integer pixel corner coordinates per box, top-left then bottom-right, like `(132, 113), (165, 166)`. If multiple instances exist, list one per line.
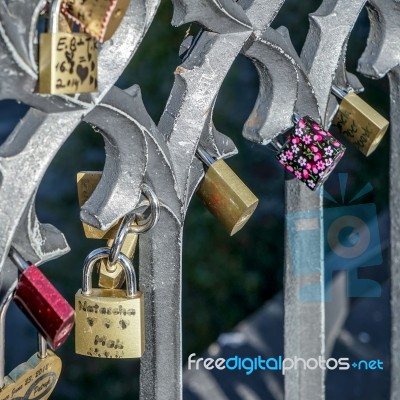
(82, 247), (137, 297)
(108, 184), (160, 265)
(282, 2), (368, 399)
(301, 0), (367, 125)
(389, 67), (400, 400)
(0, 0), (386, 399)
(171, 0), (252, 33)
(357, 3), (400, 399)
(0, 0), (161, 300)
(0, 281), (17, 388)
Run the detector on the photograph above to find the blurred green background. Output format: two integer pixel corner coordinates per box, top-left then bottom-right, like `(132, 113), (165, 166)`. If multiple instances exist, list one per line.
(0, 0), (390, 399)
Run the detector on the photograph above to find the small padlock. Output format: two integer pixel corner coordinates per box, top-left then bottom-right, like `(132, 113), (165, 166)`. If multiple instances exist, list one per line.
(274, 115), (346, 191)
(61, 0), (131, 42)
(196, 147), (259, 236)
(332, 86), (389, 156)
(75, 247), (144, 358)
(9, 247), (75, 350)
(77, 172), (120, 239)
(0, 285), (62, 400)
(39, 0), (98, 94)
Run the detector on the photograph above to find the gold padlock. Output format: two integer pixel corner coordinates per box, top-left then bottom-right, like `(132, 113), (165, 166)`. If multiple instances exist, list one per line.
(0, 286), (62, 400)
(62, 0), (131, 42)
(332, 86), (389, 156)
(77, 172), (120, 239)
(75, 247), (144, 358)
(39, 0), (98, 94)
(196, 147), (259, 236)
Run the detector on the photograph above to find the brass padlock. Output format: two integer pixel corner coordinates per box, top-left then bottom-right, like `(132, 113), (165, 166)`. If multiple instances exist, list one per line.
(75, 247), (144, 358)
(196, 147), (259, 236)
(332, 86), (389, 156)
(39, 0), (98, 94)
(0, 285), (62, 400)
(62, 0), (131, 42)
(77, 172), (119, 239)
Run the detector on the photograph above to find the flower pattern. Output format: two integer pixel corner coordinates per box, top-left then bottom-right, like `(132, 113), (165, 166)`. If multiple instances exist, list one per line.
(276, 116), (346, 190)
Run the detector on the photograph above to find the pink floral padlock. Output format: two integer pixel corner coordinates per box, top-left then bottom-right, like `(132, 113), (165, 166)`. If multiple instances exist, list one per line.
(274, 115), (346, 190)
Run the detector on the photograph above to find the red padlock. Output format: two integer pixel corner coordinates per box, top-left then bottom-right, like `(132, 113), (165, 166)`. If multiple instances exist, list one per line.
(9, 247), (75, 350)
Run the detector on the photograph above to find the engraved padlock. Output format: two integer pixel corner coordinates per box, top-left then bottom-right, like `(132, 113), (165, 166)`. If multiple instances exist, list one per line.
(61, 0), (131, 42)
(9, 247), (75, 350)
(274, 115), (346, 191)
(75, 247), (144, 358)
(39, 0), (98, 94)
(196, 147), (259, 236)
(332, 86), (389, 156)
(0, 285), (62, 400)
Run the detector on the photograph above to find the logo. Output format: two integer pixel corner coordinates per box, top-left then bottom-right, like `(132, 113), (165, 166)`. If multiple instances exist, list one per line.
(287, 173), (382, 302)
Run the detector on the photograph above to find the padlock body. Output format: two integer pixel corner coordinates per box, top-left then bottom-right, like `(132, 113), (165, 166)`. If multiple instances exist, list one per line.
(75, 289), (144, 358)
(197, 160), (259, 236)
(333, 92), (389, 156)
(14, 266), (75, 350)
(98, 234), (138, 289)
(39, 32), (97, 94)
(77, 172), (121, 239)
(276, 116), (346, 190)
(62, 0), (131, 42)
(0, 351), (61, 400)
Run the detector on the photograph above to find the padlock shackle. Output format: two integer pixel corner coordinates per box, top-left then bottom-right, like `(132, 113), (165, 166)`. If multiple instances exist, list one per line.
(108, 183), (160, 265)
(0, 281), (17, 388)
(196, 146), (215, 167)
(8, 246), (29, 273)
(331, 85), (348, 100)
(49, 0), (63, 34)
(82, 248), (137, 297)
(38, 334), (48, 359)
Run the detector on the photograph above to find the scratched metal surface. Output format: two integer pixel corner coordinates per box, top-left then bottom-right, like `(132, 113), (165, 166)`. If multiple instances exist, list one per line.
(0, 0), (391, 399)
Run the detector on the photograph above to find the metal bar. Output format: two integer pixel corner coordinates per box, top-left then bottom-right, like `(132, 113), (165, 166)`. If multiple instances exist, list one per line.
(389, 66), (400, 400)
(284, 182), (325, 400)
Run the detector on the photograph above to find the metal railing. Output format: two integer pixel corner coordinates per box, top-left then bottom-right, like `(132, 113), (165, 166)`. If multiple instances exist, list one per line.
(0, 0), (397, 399)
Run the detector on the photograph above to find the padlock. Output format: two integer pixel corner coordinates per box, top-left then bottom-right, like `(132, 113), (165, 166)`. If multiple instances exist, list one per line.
(61, 0), (131, 42)
(332, 86), (389, 156)
(77, 172), (119, 239)
(39, 0), (98, 94)
(196, 147), (259, 236)
(0, 285), (62, 400)
(76, 172), (160, 288)
(75, 247), (144, 358)
(274, 115), (346, 191)
(98, 185), (160, 289)
(9, 247), (75, 350)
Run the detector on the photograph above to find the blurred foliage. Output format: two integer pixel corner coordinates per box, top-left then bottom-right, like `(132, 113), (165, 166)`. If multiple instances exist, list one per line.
(0, 0), (390, 399)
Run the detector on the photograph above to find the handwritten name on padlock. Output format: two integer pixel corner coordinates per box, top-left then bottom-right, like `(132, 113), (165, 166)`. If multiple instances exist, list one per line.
(75, 289), (144, 359)
(0, 352), (61, 400)
(39, 33), (97, 94)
